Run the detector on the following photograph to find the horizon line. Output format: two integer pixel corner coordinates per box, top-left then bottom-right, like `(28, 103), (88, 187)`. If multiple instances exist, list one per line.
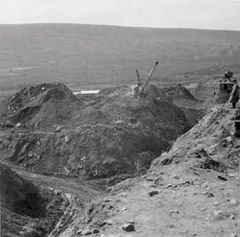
(0, 22), (239, 33)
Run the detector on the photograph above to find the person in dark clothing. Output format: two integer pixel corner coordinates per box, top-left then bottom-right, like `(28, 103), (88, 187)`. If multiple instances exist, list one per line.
(229, 79), (239, 108)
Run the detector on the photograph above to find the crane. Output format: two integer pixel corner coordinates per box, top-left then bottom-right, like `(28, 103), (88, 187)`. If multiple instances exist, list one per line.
(134, 61), (159, 98)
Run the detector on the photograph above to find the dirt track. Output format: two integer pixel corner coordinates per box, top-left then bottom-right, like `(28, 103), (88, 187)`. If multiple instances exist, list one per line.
(11, 166), (104, 199)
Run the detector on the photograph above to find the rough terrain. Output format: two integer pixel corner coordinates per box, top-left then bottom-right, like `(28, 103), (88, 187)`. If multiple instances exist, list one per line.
(0, 81), (203, 237)
(1, 23), (240, 237)
(0, 163), (66, 237)
(75, 104), (240, 237)
(0, 83), (197, 181)
(2, 80), (238, 237)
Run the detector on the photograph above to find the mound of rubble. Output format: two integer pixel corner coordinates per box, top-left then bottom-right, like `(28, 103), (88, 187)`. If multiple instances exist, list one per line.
(161, 84), (196, 103)
(0, 83), (80, 129)
(0, 163), (65, 237)
(159, 84), (204, 126)
(0, 83), (197, 181)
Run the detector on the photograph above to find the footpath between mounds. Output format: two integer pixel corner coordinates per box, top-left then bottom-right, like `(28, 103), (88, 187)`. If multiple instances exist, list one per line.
(65, 105), (240, 237)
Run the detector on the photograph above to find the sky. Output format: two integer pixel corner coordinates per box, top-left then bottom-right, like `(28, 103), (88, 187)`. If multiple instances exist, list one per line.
(0, 0), (240, 31)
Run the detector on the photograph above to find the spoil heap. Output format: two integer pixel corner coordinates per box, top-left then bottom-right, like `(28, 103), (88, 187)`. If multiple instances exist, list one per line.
(0, 83), (195, 181)
(159, 84), (204, 126)
(161, 84), (197, 104)
(0, 83), (80, 129)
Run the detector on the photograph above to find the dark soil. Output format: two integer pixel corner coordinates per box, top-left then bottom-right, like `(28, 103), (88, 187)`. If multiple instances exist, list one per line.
(0, 83), (200, 181)
(0, 163), (66, 237)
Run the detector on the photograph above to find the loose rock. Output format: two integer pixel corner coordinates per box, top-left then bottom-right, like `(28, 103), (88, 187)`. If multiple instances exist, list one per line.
(148, 190), (159, 197)
(81, 229), (92, 235)
(229, 198), (238, 206)
(93, 229), (100, 234)
(213, 210), (228, 220)
(218, 175), (228, 181)
(206, 192), (214, 198)
(122, 222), (135, 232)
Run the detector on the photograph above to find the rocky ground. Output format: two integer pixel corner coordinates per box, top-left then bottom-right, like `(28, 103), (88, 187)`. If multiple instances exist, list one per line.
(3, 81), (237, 237)
(71, 104), (240, 237)
(0, 83), (199, 182)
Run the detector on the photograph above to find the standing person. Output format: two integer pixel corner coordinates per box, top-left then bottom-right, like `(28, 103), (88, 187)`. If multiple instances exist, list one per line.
(229, 79), (239, 108)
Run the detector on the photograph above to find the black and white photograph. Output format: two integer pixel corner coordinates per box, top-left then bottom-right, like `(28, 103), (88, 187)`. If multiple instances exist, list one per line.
(0, 0), (240, 236)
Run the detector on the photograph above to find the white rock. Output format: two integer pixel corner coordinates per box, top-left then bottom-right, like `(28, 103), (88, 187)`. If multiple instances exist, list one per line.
(230, 198), (238, 206)
(121, 207), (127, 211)
(81, 229), (91, 235)
(213, 210), (225, 220)
(16, 123), (21, 128)
(200, 207), (207, 211)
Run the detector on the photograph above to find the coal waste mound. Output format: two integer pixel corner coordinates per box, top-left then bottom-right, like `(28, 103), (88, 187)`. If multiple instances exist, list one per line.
(158, 84), (204, 126)
(0, 83), (197, 181)
(0, 83), (81, 129)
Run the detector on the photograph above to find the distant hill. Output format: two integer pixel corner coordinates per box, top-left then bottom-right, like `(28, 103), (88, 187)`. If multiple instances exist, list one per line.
(0, 24), (240, 92)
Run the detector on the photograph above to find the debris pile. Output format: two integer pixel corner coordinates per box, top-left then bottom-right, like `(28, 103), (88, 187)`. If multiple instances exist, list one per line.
(0, 83), (80, 129)
(159, 84), (204, 126)
(0, 83), (196, 181)
(161, 84), (197, 103)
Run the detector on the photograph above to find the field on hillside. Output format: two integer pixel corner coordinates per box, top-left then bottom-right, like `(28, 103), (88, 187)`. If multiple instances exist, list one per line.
(0, 24), (240, 95)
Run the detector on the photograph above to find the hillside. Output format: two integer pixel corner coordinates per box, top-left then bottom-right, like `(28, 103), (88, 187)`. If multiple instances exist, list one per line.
(0, 163), (66, 237)
(0, 24), (240, 93)
(71, 105), (240, 237)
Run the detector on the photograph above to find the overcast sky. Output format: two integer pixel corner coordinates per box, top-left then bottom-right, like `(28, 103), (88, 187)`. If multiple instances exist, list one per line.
(0, 0), (239, 30)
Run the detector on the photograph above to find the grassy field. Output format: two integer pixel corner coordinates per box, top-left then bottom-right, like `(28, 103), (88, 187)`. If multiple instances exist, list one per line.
(0, 24), (240, 94)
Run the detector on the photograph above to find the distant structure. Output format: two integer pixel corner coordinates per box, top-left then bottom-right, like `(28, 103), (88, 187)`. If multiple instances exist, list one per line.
(216, 64), (235, 104)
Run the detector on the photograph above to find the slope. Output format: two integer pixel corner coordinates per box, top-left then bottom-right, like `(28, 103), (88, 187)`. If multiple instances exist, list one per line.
(0, 83), (81, 129)
(0, 163), (66, 237)
(77, 105), (240, 237)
